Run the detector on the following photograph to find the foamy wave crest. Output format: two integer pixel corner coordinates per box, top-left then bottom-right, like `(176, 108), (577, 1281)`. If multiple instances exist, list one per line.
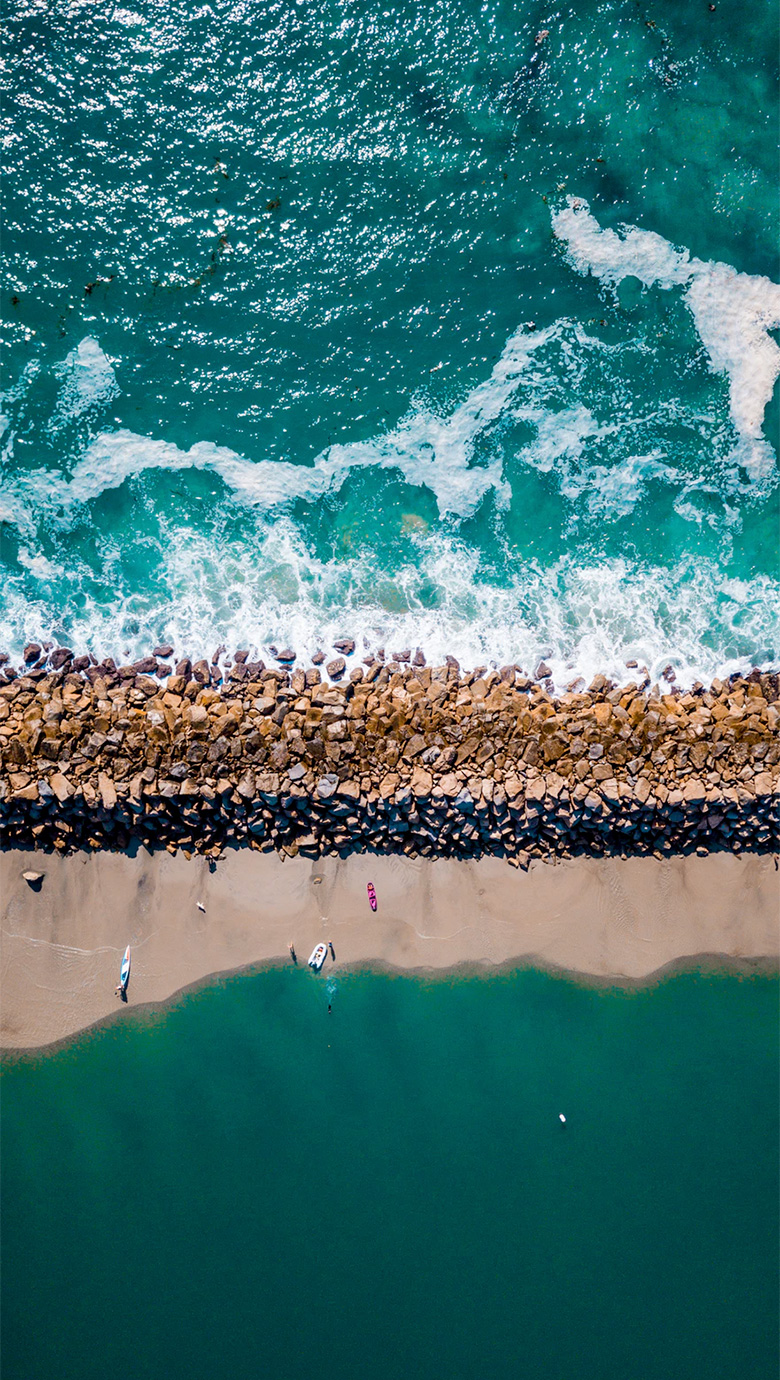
(7, 326), (569, 526)
(52, 337), (118, 424)
(1, 282), (776, 686)
(551, 198), (780, 480)
(2, 308), (760, 537)
(1, 518), (777, 687)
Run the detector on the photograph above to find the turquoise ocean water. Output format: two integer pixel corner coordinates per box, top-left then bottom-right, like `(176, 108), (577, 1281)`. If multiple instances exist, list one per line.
(2, 968), (778, 1378)
(2, 0), (779, 682)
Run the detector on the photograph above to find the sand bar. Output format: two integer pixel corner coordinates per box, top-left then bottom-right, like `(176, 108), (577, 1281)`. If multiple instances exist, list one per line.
(1, 849), (778, 1050)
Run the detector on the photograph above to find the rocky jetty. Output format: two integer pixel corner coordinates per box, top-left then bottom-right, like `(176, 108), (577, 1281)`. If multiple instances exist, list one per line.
(0, 650), (777, 863)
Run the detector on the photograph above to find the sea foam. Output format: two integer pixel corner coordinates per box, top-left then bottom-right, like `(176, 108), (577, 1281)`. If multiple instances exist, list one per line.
(551, 198), (780, 480)
(1, 515), (777, 689)
(1, 305), (762, 535)
(1, 234), (777, 683)
(52, 337), (118, 424)
(12, 325), (562, 524)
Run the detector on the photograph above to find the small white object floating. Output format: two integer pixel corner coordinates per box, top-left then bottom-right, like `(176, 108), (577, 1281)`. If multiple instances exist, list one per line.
(559, 1113), (566, 1123)
(308, 943), (328, 972)
(197, 902), (206, 913)
(119, 945), (131, 992)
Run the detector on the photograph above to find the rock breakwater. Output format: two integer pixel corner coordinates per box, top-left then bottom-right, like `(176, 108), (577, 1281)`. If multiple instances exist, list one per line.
(0, 651), (777, 863)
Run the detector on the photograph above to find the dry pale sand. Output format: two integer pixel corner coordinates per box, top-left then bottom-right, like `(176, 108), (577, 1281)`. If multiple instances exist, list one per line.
(1, 848), (778, 1050)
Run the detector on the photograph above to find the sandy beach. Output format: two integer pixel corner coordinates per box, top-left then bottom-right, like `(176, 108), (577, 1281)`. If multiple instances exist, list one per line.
(1, 848), (777, 1049)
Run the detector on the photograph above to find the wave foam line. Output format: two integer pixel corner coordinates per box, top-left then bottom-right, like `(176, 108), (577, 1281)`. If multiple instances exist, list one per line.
(2, 325), (566, 530)
(551, 198), (780, 480)
(1, 522), (777, 689)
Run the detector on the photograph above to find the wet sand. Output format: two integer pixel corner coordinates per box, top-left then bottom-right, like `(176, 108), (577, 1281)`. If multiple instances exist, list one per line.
(1, 848), (778, 1050)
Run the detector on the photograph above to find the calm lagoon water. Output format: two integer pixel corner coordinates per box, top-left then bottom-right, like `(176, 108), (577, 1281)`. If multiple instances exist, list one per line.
(2, 968), (778, 1379)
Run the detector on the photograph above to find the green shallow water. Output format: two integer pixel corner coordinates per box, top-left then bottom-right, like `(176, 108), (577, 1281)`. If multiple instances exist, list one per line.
(2, 968), (778, 1379)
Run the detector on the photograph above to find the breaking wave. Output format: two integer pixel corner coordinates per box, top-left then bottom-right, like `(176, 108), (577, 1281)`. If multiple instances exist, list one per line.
(1, 516), (778, 688)
(1, 208), (778, 683)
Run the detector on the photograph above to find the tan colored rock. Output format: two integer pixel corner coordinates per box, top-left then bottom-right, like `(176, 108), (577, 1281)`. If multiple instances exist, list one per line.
(410, 768), (433, 798)
(405, 733), (426, 758)
(682, 778), (706, 803)
(380, 772), (400, 799)
(256, 772), (280, 794)
(13, 782), (39, 800)
(97, 772), (117, 809)
(754, 772), (774, 797)
(49, 772), (75, 802)
(337, 779), (361, 801)
(237, 771), (256, 799)
(599, 778), (621, 806)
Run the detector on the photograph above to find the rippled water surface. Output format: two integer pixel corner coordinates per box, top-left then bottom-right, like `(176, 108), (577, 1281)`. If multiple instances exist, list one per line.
(2, 0), (779, 679)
